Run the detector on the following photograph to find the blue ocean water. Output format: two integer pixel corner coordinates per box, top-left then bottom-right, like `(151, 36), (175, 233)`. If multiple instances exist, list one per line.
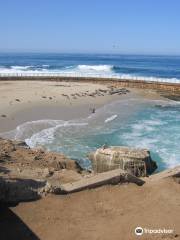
(0, 53), (180, 82)
(0, 53), (180, 171)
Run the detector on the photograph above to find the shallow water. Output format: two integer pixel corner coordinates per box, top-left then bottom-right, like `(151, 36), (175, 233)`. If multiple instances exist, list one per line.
(1, 98), (180, 171)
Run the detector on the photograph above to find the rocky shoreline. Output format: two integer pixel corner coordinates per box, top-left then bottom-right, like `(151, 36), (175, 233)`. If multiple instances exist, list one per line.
(0, 138), (83, 202)
(0, 137), (179, 204)
(0, 79), (179, 207)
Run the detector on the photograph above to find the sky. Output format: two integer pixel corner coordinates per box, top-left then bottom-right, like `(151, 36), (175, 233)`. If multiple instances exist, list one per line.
(0, 0), (180, 54)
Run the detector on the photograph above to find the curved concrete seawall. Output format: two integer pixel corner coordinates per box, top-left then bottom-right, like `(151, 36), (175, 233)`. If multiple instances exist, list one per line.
(0, 76), (180, 92)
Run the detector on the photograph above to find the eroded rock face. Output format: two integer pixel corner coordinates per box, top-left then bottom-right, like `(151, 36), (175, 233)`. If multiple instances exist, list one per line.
(0, 139), (159, 203)
(0, 138), (82, 203)
(0, 138), (80, 171)
(89, 146), (157, 177)
(0, 177), (52, 203)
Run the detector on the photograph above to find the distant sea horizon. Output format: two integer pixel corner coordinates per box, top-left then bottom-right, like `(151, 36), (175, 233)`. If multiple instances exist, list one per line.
(1, 51), (180, 56)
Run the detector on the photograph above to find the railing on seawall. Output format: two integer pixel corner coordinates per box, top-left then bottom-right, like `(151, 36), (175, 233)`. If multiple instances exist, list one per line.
(0, 72), (180, 84)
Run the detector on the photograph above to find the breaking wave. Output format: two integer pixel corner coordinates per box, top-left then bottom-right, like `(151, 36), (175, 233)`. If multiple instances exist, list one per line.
(11, 66), (32, 70)
(0, 63), (180, 83)
(77, 64), (113, 72)
(104, 115), (118, 123)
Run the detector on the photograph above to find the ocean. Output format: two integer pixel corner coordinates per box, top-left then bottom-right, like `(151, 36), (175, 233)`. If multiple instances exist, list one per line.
(0, 53), (180, 171)
(0, 53), (180, 83)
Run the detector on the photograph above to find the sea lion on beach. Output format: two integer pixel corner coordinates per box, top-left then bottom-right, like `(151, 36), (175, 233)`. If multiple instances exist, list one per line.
(90, 107), (96, 113)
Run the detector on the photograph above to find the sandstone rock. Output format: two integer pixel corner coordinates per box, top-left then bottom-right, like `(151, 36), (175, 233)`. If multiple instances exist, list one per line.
(0, 139), (16, 153)
(0, 138), (80, 172)
(89, 146), (157, 177)
(13, 140), (29, 148)
(0, 138), (82, 203)
(0, 177), (52, 202)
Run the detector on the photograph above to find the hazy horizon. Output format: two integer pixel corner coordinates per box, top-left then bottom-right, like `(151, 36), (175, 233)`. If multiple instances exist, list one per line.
(1, 51), (180, 57)
(1, 0), (180, 55)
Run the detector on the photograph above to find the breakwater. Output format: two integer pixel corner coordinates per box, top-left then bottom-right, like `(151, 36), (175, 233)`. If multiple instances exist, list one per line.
(0, 76), (180, 92)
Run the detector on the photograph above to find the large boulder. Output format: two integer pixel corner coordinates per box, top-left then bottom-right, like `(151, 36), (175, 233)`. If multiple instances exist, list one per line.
(89, 146), (157, 177)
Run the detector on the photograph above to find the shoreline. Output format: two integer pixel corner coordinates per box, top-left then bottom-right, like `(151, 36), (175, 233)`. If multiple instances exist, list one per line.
(0, 136), (179, 240)
(0, 80), (164, 133)
(0, 80), (121, 132)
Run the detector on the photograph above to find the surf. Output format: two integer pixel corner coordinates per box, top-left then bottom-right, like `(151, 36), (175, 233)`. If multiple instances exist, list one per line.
(1, 98), (180, 171)
(104, 115), (118, 123)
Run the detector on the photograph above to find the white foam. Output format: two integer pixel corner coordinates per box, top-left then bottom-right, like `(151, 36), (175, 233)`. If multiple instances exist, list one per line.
(77, 65), (113, 72)
(104, 115), (118, 123)
(0, 119), (65, 140)
(0, 64), (180, 83)
(11, 66), (32, 70)
(0, 119), (88, 146)
(25, 125), (58, 147)
(25, 122), (88, 148)
(0, 97), (180, 170)
(42, 64), (49, 67)
(162, 153), (180, 169)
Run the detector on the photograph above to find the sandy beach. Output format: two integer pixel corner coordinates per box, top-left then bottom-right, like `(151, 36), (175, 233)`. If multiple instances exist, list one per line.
(0, 80), (124, 132)
(0, 80), (164, 133)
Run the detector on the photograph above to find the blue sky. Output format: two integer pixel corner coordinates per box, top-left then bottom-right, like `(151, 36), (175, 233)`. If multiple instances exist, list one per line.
(0, 0), (180, 54)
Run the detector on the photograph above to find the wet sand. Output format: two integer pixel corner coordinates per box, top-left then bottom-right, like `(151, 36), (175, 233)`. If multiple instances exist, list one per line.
(0, 80), (164, 132)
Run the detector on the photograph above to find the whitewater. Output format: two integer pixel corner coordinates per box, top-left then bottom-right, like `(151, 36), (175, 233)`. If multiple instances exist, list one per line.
(0, 53), (180, 83)
(1, 98), (180, 171)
